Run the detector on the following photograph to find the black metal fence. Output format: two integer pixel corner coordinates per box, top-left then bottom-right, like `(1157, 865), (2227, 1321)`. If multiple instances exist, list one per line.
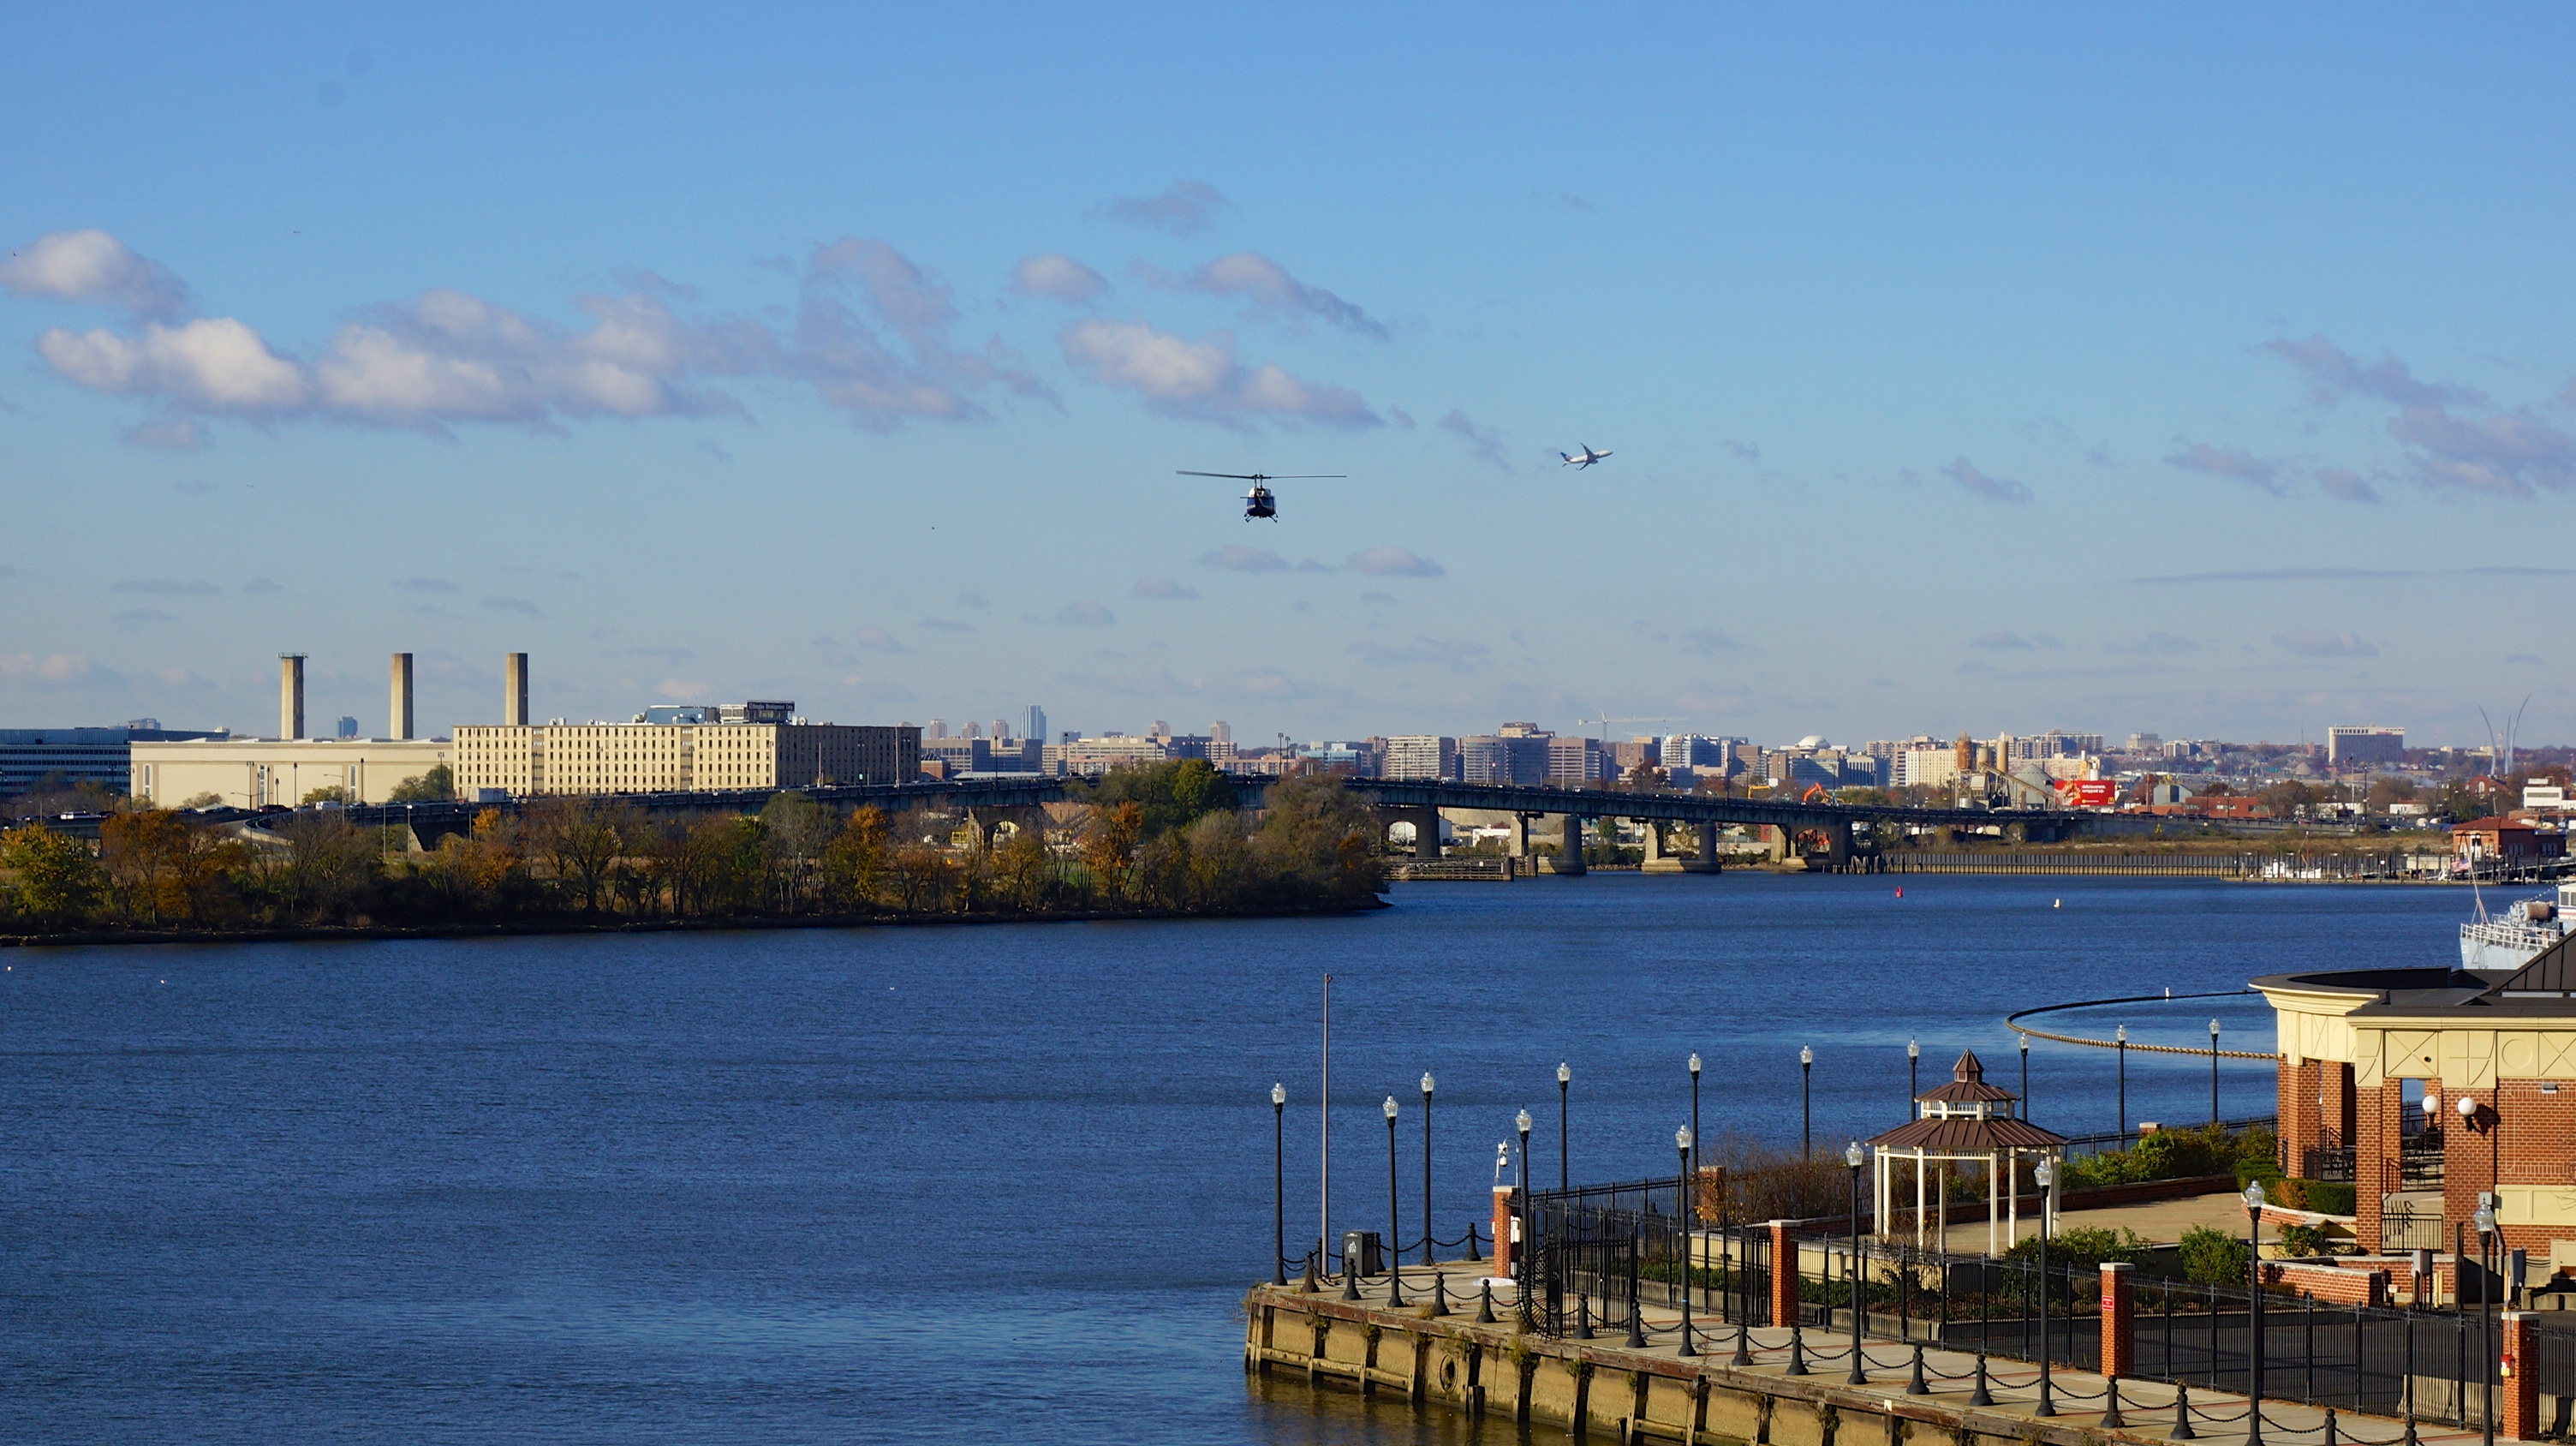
(1521, 1192), (2537, 1429)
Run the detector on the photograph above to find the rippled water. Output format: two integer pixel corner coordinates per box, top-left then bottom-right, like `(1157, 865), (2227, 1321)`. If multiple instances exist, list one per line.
(0, 873), (2468, 1443)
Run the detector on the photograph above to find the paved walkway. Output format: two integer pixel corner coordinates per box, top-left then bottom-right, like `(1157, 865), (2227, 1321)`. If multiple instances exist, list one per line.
(1371, 1260), (2490, 1446)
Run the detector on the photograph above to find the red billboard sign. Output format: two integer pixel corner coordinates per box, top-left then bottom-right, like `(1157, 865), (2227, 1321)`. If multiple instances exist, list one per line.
(2055, 780), (2119, 808)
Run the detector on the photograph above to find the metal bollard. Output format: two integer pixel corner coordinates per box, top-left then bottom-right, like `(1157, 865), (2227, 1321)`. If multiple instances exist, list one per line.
(2171, 1381), (2194, 1440)
(1906, 1341), (1929, 1396)
(1625, 1293), (1648, 1349)
(1431, 1270), (1451, 1318)
(1786, 1320), (1809, 1376)
(1968, 1349), (1991, 1407)
(1467, 1222), (1482, 1263)
(1576, 1294), (1594, 1340)
(1476, 1278), (1496, 1324)
(2323, 1407), (2337, 1446)
(1300, 1252), (1318, 1294)
(1341, 1259), (1362, 1302)
(2101, 1377), (2126, 1431)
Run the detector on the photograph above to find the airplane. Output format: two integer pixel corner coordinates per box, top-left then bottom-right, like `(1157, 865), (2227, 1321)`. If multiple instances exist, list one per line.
(1176, 469), (1345, 521)
(1559, 445), (1613, 469)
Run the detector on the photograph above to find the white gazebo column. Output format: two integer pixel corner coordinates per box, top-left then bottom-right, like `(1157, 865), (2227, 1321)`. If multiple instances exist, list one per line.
(1936, 1162), (1948, 1255)
(1987, 1150), (2001, 1256)
(2007, 1149), (2018, 1248)
(1914, 1153), (1927, 1253)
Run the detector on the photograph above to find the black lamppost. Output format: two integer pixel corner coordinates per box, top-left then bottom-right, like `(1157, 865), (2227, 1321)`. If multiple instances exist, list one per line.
(1382, 1096), (1404, 1306)
(2209, 1019), (2221, 1124)
(2477, 1198), (2498, 1446)
(2245, 1178), (2267, 1445)
(2019, 1033), (2030, 1124)
(1557, 1061), (1571, 1193)
(1800, 1045), (1814, 1159)
(2115, 1025), (2129, 1143)
(1845, 1139), (1868, 1385)
(1688, 1052), (1702, 1213)
(1677, 1126), (1697, 1357)
(1419, 1072), (1434, 1266)
(2035, 1156), (2058, 1416)
(1272, 1082), (1288, 1285)
(1907, 1038), (1919, 1110)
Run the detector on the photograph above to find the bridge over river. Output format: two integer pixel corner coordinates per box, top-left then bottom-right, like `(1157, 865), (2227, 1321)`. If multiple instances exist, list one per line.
(295, 774), (2094, 870)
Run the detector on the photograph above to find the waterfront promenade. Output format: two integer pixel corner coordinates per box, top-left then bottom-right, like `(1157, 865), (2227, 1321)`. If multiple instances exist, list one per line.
(1250, 1258), (2480, 1446)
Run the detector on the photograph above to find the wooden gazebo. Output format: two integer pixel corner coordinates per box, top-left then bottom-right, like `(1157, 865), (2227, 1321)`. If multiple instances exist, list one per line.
(1864, 1049), (2066, 1256)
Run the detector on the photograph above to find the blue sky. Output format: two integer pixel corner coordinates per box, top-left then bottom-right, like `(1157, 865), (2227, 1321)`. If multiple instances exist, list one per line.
(4, 5), (2572, 747)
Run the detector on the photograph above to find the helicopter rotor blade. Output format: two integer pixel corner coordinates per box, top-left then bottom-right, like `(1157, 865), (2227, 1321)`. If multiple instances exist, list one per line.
(1176, 470), (1263, 480)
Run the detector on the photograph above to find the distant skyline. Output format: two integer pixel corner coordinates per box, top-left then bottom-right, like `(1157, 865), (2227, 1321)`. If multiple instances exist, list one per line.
(4, 7), (2573, 746)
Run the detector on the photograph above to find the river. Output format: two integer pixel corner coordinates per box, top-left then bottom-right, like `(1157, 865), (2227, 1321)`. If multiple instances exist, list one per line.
(0, 873), (2470, 1443)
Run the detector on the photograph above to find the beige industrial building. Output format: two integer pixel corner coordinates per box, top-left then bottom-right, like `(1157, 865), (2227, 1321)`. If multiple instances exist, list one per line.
(452, 720), (918, 797)
(132, 651), (450, 806)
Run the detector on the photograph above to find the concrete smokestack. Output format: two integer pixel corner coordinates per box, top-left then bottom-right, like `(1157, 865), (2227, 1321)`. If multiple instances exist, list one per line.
(390, 653), (414, 740)
(504, 652), (528, 726)
(279, 654), (307, 740)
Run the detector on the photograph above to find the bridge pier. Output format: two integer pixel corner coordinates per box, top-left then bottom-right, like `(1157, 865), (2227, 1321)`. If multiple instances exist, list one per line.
(1545, 815), (1589, 875)
(1376, 805), (1444, 857)
(1507, 814), (1531, 857)
(1639, 818), (1685, 874)
(1686, 821), (1722, 874)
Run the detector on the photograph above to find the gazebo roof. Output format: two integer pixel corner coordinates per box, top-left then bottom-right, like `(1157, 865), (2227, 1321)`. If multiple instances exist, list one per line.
(1867, 1115), (2068, 1151)
(1916, 1049), (2017, 1104)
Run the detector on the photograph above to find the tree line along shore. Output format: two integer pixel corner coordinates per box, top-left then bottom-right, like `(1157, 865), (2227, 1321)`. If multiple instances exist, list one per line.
(0, 762), (1386, 942)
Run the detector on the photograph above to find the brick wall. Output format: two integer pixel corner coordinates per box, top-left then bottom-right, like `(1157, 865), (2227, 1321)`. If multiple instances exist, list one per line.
(2257, 1259), (2389, 1306)
(2358, 1080), (2401, 1253)
(2280, 1060), (2322, 1177)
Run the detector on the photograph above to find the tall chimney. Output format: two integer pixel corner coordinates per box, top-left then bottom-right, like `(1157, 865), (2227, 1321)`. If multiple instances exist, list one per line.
(390, 653), (414, 740)
(504, 652), (528, 726)
(279, 654), (307, 740)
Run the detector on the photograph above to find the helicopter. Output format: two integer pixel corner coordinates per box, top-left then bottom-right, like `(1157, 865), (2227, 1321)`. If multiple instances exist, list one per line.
(1175, 469), (1346, 521)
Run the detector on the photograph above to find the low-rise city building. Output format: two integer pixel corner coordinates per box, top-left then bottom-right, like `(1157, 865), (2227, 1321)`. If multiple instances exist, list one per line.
(5, 723), (227, 797)
(131, 736), (453, 807)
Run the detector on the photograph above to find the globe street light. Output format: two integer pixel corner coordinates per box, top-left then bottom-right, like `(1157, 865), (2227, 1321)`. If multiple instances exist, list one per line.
(1419, 1072), (1434, 1267)
(1557, 1062), (1572, 1193)
(2245, 1178), (2267, 1444)
(2478, 1198), (2499, 1446)
(1382, 1096), (1404, 1306)
(2035, 1156), (2059, 1416)
(2209, 1019), (2221, 1124)
(1272, 1083), (1288, 1285)
(1677, 1126), (1698, 1357)
(1688, 1052), (1702, 1217)
(1845, 1139), (1868, 1385)
(1800, 1046), (1814, 1160)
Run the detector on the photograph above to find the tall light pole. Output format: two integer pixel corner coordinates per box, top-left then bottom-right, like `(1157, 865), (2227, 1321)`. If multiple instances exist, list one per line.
(1321, 974), (1333, 1268)
(1557, 1061), (1571, 1193)
(1272, 1083), (1288, 1285)
(1846, 1139), (1868, 1385)
(2245, 1178), (2267, 1446)
(1800, 1045), (1814, 1159)
(1677, 1126), (1697, 1357)
(1420, 1072), (1434, 1267)
(2115, 1025), (2129, 1142)
(2477, 1198), (2498, 1446)
(1688, 1052), (1702, 1221)
(1907, 1038), (1920, 1110)
(2020, 1033), (2031, 1125)
(2209, 1019), (2221, 1124)
(1383, 1096), (1404, 1306)
(2035, 1156), (2058, 1416)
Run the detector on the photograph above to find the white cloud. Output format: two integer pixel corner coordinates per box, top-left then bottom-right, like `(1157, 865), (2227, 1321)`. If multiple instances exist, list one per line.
(1438, 409), (1510, 469)
(2263, 334), (2479, 408)
(1941, 457), (2034, 505)
(2315, 467), (2383, 504)
(1058, 318), (1379, 427)
(1, 230), (191, 317)
(1102, 181), (1230, 236)
(1130, 576), (1199, 600)
(1011, 254), (1107, 303)
(1183, 252), (1385, 338)
(41, 317), (309, 410)
(2165, 441), (2286, 496)
(0, 652), (112, 687)
(1344, 546), (1443, 577)
(1200, 545), (1288, 572)
(121, 417), (209, 451)
(1057, 601), (1116, 626)
(850, 627), (905, 653)
(2274, 630), (2379, 658)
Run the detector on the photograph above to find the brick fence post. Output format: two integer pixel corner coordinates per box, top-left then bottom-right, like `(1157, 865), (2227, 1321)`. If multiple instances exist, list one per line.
(2502, 1310), (2540, 1441)
(1770, 1220), (1799, 1327)
(2101, 1262), (2135, 1380)
(1492, 1186), (1517, 1279)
